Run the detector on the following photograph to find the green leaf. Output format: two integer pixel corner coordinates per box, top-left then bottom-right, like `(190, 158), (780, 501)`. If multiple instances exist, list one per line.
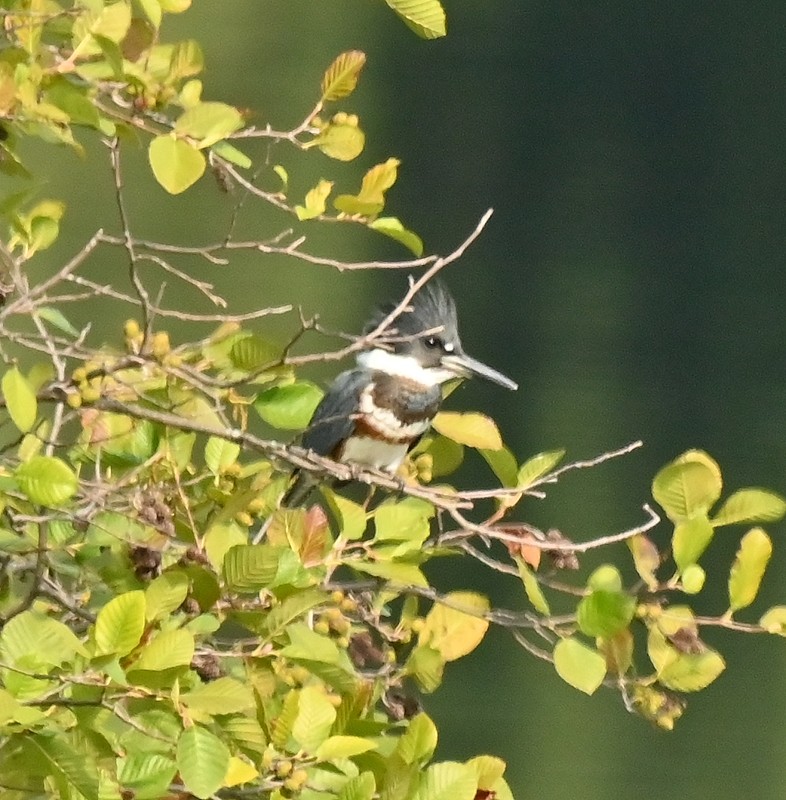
(316, 735), (377, 761)
(712, 488), (786, 526)
(261, 588), (327, 639)
(311, 122), (365, 161)
(36, 306), (80, 336)
(295, 179), (333, 220)
(14, 456), (79, 508)
(2, 365), (37, 433)
(334, 158), (399, 215)
(479, 445), (518, 487)
(368, 216), (423, 256)
(323, 490), (367, 539)
(28, 735), (99, 800)
(516, 449), (566, 489)
(292, 685), (337, 752)
(587, 564), (623, 591)
(281, 622), (346, 665)
(338, 771), (376, 800)
(145, 571), (190, 621)
(419, 591), (489, 661)
(351, 558), (428, 587)
(1, 611), (87, 666)
(223, 544), (288, 593)
(95, 591), (146, 657)
(204, 436), (240, 474)
(577, 590), (635, 638)
(174, 101), (243, 148)
(413, 761), (477, 800)
(515, 556), (550, 615)
(405, 644), (445, 693)
(255, 382), (323, 429)
(421, 434), (464, 477)
(229, 334), (280, 371)
(728, 527), (772, 612)
(374, 497), (433, 543)
(658, 648), (725, 692)
(432, 411), (503, 450)
(149, 135), (206, 194)
(182, 677), (255, 715)
(211, 139), (252, 168)
(652, 451), (722, 521)
(553, 637), (606, 695)
(177, 726), (230, 799)
(672, 514), (714, 570)
(384, 0), (447, 39)
(396, 712), (438, 764)
(118, 753), (177, 799)
(130, 628), (194, 672)
(321, 50), (367, 101)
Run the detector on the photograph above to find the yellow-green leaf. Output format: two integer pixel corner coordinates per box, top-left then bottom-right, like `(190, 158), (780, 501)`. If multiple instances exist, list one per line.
(316, 735), (376, 761)
(334, 158), (399, 216)
(149, 135), (205, 194)
(321, 50), (367, 102)
(295, 179), (334, 220)
(713, 488), (786, 526)
(728, 527), (772, 612)
(174, 101), (243, 148)
(181, 677), (255, 715)
(129, 628), (194, 672)
(432, 411), (502, 450)
(95, 590), (146, 657)
(369, 216), (423, 255)
(2, 366), (37, 433)
(177, 726), (230, 799)
(652, 451), (722, 521)
(385, 0), (446, 39)
(311, 122), (365, 161)
(553, 637), (606, 695)
(516, 557), (550, 615)
(413, 762), (477, 800)
(419, 591), (489, 661)
(255, 382), (323, 429)
(516, 448), (566, 489)
(145, 571), (190, 621)
(15, 455), (77, 506)
(627, 534), (660, 590)
(760, 606), (786, 635)
(658, 648), (725, 692)
(223, 756), (258, 787)
(396, 712), (438, 764)
(672, 514), (714, 570)
(292, 685), (336, 753)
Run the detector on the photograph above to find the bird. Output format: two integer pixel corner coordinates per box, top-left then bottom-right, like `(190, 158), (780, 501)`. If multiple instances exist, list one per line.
(285, 280), (518, 505)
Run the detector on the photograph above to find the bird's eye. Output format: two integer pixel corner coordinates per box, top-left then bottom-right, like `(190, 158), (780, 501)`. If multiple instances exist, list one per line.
(424, 336), (442, 349)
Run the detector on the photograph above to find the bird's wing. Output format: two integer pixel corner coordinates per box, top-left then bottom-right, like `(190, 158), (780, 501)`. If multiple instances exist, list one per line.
(302, 369), (368, 457)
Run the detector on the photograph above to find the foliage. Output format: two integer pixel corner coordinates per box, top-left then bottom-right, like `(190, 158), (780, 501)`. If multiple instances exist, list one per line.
(0, 2), (785, 800)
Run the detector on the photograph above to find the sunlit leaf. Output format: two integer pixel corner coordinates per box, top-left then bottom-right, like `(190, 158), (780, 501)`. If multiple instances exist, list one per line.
(728, 527), (772, 612)
(174, 101), (243, 148)
(15, 455), (78, 505)
(130, 628), (194, 671)
(255, 382), (324, 429)
(672, 514), (714, 570)
(182, 677), (255, 715)
(374, 497), (433, 543)
(311, 121), (365, 161)
(516, 556), (550, 615)
(432, 411), (502, 450)
(177, 726), (230, 799)
(145, 571), (190, 621)
(338, 771), (376, 800)
(316, 735), (377, 761)
(412, 761), (477, 800)
(295, 179), (333, 220)
(204, 436), (240, 474)
(627, 534), (660, 590)
(27, 735), (99, 800)
(681, 563), (706, 594)
(149, 135), (206, 194)
(577, 589), (635, 638)
(760, 606), (786, 635)
(384, 0), (447, 39)
(292, 685), (337, 752)
(553, 637), (606, 695)
(516, 448), (566, 489)
(334, 158), (399, 215)
(211, 139), (252, 168)
(396, 712), (438, 764)
(419, 591), (489, 661)
(2, 365), (37, 433)
(652, 451), (722, 521)
(658, 648), (725, 692)
(321, 50), (367, 101)
(369, 216), (424, 255)
(713, 488), (786, 526)
(95, 590), (146, 657)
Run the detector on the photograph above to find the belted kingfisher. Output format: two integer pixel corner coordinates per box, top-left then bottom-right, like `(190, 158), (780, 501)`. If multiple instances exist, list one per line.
(286, 281), (517, 504)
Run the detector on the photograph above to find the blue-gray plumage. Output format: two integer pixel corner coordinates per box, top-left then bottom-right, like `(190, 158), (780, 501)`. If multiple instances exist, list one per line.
(284, 281), (517, 505)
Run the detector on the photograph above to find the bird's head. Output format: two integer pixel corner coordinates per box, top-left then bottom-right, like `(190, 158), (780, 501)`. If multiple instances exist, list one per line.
(359, 280), (518, 390)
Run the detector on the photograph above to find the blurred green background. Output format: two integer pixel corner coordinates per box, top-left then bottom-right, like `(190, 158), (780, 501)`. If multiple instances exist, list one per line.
(33, 1), (786, 797)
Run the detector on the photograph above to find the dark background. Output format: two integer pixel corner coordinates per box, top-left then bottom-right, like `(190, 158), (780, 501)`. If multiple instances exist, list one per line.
(35, 2), (786, 798)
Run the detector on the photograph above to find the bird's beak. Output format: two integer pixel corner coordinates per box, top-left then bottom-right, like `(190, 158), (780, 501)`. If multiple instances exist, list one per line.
(441, 352), (518, 391)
